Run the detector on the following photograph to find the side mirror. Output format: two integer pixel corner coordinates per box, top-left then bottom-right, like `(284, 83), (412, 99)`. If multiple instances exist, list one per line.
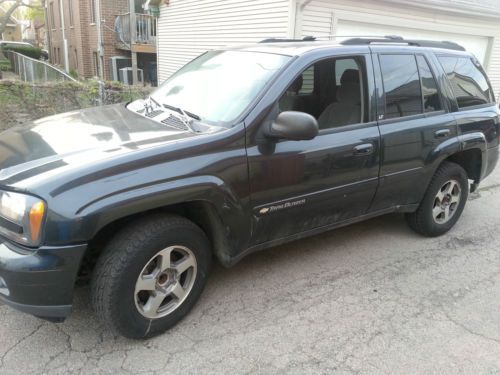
(266, 111), (318, 141)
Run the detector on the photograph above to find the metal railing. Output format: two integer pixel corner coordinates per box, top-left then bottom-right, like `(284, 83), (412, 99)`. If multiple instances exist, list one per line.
(115, 13), (157, 46)
(6, 50), (77, 83)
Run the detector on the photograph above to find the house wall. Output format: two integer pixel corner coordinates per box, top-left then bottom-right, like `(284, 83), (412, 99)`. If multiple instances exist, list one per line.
(47, 0), (129, 79)
(1, 24), (22, 41)
(157, 0), (291, 82)
(295, 0), (500, 99)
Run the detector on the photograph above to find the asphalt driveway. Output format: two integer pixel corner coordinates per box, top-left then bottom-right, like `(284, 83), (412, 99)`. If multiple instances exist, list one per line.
(1, 167), (500, 374)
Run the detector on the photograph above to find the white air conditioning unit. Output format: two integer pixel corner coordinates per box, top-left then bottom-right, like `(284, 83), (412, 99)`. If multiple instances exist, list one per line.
(109, 56), (131, 82)
(119, 67), (144, 85)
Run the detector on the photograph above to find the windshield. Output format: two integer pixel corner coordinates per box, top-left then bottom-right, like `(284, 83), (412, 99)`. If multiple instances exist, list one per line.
(150, 50), (291, 126)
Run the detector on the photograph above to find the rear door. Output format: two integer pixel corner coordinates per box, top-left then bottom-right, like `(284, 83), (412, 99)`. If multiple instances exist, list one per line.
(369, 47), (458, 211)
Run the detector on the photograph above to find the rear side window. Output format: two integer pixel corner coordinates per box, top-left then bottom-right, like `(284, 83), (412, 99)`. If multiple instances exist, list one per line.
(379, 54), (423, 119)
(438, 56), (493, 108)
(416, 55), (442, 113)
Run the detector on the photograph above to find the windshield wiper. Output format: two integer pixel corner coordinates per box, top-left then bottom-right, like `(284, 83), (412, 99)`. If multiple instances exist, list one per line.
(163, 103), (201, 121)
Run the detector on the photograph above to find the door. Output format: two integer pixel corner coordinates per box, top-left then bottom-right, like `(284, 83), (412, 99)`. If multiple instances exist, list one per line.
(369, 49), (458, 211)
(246, 54), (380, 245)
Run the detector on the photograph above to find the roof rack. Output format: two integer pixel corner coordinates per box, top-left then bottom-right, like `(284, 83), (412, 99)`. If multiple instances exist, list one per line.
(259, 35), (466, 52)
(259, 36), (316, 43)
(340, 36), (465, 51)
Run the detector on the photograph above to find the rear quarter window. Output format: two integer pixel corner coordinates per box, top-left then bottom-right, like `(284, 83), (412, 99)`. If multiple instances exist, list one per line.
(438, 56), (494, 108)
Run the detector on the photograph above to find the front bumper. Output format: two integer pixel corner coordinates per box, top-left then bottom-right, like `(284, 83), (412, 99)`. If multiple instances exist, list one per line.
(0, 240), (87, 320)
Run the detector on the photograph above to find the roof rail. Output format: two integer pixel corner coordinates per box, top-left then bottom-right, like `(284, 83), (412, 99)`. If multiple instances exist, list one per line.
(340, 36), (466, 51)
(259, 36), (316, 43)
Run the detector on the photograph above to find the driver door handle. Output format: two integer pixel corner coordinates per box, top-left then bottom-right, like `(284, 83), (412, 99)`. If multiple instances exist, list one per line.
(353, 143), (374, 156)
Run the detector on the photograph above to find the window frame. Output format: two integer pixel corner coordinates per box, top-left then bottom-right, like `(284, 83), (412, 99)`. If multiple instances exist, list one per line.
(90, 0), (97, 24)
(275, 54), (370, 134)
(437, 54), (496, 112)
(415, 54), (445, 116)
(378, 53), (425, 122)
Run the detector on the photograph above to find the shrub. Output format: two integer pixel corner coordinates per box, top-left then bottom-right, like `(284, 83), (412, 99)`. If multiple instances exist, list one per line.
(1, 44), (43, 60)
(0, 59), (10, 71)
(69, 68), (78, 79)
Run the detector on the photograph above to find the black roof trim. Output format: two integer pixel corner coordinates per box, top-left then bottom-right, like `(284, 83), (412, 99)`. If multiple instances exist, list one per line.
(259, 36), (316, 43)
(340, 36), (466, 51)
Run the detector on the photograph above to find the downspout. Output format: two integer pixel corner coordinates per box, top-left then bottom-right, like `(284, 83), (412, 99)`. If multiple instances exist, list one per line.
(294, 0), (313, 38)
(58, 0), (69, 72)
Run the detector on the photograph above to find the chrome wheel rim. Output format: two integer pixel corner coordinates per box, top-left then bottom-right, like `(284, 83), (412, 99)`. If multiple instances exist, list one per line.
(432, 179), (461, 224)
(134, 245), (197, 319)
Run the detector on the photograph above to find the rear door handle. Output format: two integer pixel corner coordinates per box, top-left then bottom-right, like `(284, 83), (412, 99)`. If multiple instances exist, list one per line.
(435, 129), (450, 138)
(353, 143), (374, 156)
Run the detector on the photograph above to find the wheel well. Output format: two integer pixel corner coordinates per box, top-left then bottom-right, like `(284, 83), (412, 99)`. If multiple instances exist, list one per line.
(77, 201), (230, 283)
(446, 149), (482, 182)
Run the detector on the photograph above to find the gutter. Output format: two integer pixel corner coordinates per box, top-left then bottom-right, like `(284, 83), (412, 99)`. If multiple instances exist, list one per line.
(381, 0), (500, 20)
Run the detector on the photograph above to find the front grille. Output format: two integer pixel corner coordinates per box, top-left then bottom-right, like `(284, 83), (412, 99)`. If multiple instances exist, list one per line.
(161, 115), (189, 131)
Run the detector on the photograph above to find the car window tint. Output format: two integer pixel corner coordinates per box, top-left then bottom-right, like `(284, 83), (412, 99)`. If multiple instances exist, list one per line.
(380, 54), (423, 119)
(335, 59), (358, 84)
(416, 55), (442, 112)
(438, 56), (493, 108)
(299, 66), (314, 94)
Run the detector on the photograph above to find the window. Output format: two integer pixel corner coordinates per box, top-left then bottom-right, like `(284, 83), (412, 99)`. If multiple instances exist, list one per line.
(438, 56), (493, 108)
(49, 2), (56, 29)
(335, 59), (358, 84)
(278, 57), (365, 130)
(68, 0), (74, 27)
(93, 52), (100, 76)
(380, 54), (422, 119)
(90, 0), (97, 24)
(416, 55), (442, 113)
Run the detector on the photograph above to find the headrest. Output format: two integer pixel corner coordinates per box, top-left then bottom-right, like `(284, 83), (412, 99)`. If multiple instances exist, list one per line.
(340, 69), (360, 85)
(338, 82), (360, 104)
(288, 75), (303, 94)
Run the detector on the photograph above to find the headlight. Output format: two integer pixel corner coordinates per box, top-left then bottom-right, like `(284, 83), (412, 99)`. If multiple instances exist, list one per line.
(0, 191), (46, 247)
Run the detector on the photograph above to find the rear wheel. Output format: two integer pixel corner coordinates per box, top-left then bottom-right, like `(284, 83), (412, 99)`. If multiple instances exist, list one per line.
(406, 162), (468, 237)
(91, 214), (211, 339)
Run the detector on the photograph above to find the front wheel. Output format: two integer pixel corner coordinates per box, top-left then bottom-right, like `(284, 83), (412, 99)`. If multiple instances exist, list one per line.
(91, 214), (211, 339)
(406, 161), (469, 237)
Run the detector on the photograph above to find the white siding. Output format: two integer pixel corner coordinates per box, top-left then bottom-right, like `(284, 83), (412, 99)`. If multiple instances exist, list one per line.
(297, 0), (500, 99)
(157, 0), (291, 82)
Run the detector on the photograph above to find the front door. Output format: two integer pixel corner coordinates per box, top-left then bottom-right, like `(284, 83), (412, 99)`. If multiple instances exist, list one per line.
(247, 54), (380, 246)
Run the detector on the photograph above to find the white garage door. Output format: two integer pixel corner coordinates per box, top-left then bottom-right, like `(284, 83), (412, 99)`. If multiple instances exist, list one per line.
(336, 20), (490, 64)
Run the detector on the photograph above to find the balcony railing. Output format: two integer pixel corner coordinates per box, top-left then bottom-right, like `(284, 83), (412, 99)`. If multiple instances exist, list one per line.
(115, 13), (157, 47)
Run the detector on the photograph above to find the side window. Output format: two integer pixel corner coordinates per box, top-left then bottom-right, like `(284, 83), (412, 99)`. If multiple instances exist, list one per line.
(278, 56), (365, 130)
(335, 59), (359, 84)
(438, 56), (493, 108)
(380, 54), (423, 119)
(416, 55), (442, 113)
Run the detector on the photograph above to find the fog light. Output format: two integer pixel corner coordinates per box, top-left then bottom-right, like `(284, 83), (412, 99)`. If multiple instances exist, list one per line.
(0, 276), (9, 296)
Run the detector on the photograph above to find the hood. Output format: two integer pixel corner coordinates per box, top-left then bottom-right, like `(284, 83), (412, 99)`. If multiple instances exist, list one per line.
(0, 104), (200, 186)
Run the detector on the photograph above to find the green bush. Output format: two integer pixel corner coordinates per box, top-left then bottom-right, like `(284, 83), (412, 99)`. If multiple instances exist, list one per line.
(1, 44), (42, 60)
(69, 68), (78, 79)
(0, 59), (10, 71)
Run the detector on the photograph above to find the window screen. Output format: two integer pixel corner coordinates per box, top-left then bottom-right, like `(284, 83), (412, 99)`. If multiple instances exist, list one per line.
(416, 55), (442, 113)
(380, 54), (423, 119)
(438, 56), (493, 108)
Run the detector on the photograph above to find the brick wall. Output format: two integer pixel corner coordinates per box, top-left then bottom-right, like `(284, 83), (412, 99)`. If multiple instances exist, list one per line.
(47, 0), (130, 80)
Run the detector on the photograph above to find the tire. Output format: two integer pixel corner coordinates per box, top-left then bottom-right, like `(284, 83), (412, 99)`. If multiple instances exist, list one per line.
(91, 214), (211, 339)
(406, 161), (468, 237)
